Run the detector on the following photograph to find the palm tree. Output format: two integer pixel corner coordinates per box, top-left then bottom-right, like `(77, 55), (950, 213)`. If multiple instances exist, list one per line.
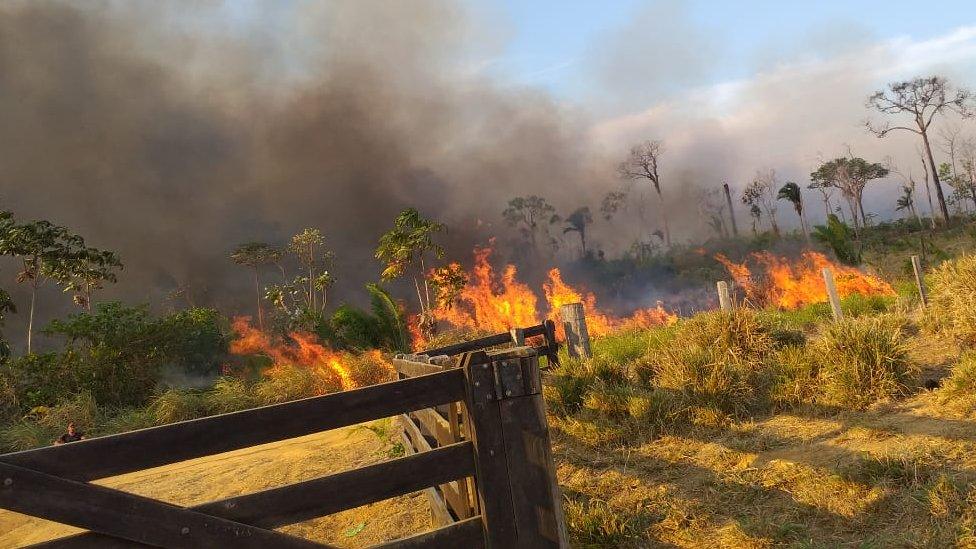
(562, 207), (593, 257)
(776, 181), (809, 243)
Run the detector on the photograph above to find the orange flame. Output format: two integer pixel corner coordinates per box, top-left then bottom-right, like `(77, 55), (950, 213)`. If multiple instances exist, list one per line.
(715, 251), (895, 309)
(417, 244), (676, 346)
(230, 316), (393, 391)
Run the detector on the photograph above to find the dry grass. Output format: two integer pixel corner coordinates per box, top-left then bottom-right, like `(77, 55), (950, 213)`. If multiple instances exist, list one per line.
(928, 253), (976, 345)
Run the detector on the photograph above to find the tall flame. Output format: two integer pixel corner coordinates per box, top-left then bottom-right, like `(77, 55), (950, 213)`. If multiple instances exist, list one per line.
(715, 251), (895, 309)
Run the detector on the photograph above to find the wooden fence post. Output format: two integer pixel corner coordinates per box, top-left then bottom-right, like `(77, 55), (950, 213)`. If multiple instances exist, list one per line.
(463, 349), (569, 548)
(560, 302), (591, 359)
(716, 281), (732, 311)
(822, 267), (844, 321)
(911, 254), (928, 307)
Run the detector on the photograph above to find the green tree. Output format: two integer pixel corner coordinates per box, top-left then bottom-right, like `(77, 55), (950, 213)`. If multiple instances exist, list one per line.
(741, 169), (780, 237)
(289, 229), (334, 311)
(375, 208), (445, 338)
(0, 219), (82, 353)
(810, 157), (888, 235)
(230, 242), (281, 328)
(776, 181), (809, 242)
(60, 247), (122, 312)
(866, 76), (973, 223)
(562, 207), (593, 257)
(813, 214), (861, 265)
(502, 195), (559, 252)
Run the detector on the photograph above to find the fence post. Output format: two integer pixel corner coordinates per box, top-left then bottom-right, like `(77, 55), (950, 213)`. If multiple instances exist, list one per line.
(911, 254), (928, 307)
(462, 349), (568, 548)
(716, 281), (732, 311)
(560, 302), (591, 359)
(822, 267), (844, 321)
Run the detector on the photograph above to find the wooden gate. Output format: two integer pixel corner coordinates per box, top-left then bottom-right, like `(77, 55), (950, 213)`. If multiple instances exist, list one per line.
(0, 321), (566, 548)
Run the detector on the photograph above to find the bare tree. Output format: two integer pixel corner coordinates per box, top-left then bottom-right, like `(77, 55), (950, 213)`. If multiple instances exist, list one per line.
(618, 140), (671, 247)
(917, 145), (938, 228)
(866, 76), (973, 223)
(697, 188), (728, 238)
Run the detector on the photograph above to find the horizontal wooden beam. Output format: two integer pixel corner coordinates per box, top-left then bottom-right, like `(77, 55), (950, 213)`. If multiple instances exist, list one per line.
(36, 442), (475, 548)
(0, 461), (329, 549)
(372, 516), (484, 549)
(421, 323), (547, 357)
(1, 369), (466, 482)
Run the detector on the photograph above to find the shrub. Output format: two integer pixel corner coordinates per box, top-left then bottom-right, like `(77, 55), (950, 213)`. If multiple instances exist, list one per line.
(814, 315), (917, 409)
(545, 359), (595, 416)
(1, 420), (57, 452)
(928, 254), (976, 344)
(100, 407), (156, 434)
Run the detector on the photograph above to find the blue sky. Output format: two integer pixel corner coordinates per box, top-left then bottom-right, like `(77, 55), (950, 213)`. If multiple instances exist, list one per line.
(477, 0), (975, 99)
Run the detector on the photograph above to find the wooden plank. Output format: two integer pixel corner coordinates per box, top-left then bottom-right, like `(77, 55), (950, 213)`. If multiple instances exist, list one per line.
(392, 359), (444, 378)
(1, 369), (466, 482)
(448, 403), (474, 519)
(398, 424), (452, 527)
(36, 442), (476, 548)
(0, 462), (328, 549)
(462, 351), (519, 547)
(411, 407), (453, 447)
(421, 324), (546, 357)
(373, 516), (485, 549)
(399, 412), (469, 521)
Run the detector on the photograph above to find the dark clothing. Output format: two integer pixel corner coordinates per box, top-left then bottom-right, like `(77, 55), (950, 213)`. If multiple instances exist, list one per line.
(58, 432), (84, 444)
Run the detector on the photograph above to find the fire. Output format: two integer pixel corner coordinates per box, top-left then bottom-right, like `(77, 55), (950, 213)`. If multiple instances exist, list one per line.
(432, 244), (539, 333)
(542, 268), (615, 336)
(715, 251), (895, 309)
(417, 244), (676, 347)
(229, 316), (393, 391)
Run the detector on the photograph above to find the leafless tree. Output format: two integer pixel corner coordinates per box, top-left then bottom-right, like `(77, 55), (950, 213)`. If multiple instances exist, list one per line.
(866, 76), (973, 223)
(697, 188), (728, 238)
(618, 140), (671, 247)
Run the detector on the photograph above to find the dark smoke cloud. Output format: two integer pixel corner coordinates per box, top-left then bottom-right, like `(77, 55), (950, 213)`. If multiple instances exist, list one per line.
(0, 0), (613, 342)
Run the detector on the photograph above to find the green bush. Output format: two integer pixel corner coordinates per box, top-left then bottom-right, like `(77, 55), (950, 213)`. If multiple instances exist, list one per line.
(928, 254), (976, 344)
(814, 316), (917, 409)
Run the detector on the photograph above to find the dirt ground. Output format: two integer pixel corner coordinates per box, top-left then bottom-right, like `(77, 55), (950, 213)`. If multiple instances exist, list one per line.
(0, 419), (431, 548)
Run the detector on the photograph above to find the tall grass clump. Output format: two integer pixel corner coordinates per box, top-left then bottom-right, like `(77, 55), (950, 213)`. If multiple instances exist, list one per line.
(254, 364), (336, 405)
(206, 377), (257, 414)
(650, 309), (781, 418)
(149, 389), (206, 424)
(927, 254), (976, 344)
(814, 315), (916, 409)
(939, 351), (976, 399)
(348, 351), (395, 388)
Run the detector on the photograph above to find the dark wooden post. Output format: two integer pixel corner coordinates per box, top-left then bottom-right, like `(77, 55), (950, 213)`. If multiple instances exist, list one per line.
(723, 182), (739, 237)
(560, 302), (591, 359)
(462, 349), (568, 548)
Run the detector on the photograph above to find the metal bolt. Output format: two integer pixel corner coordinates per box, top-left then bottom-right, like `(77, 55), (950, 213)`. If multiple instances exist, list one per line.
(505, 390), (512, 396)
(483, 364), (489, 370)
(3, 478), (11, 487)
(181, 527), (190, 535)
(474, 381), (480, 387)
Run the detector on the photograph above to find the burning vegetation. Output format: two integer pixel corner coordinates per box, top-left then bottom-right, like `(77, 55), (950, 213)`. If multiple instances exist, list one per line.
(714, 251), (895, 309)
(229, 316), (394, 393)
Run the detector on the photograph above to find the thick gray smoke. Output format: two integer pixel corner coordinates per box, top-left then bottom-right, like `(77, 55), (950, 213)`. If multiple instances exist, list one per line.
(0, 0), (611, 337)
